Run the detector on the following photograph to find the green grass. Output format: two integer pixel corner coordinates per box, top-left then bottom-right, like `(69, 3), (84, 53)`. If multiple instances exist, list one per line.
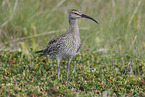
(0, 50), (144, 96)
(0, 0), (145, 96)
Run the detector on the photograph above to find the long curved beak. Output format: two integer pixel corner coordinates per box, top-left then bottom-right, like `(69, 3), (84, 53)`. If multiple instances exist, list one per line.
(81, 14), (98, 24)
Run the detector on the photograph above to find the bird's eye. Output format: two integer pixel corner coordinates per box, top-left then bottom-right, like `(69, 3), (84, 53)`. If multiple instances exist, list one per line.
(74, 13), (78, 15)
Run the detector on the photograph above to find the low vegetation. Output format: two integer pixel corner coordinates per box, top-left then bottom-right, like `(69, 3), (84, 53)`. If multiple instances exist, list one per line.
(0, 50), (144, 96)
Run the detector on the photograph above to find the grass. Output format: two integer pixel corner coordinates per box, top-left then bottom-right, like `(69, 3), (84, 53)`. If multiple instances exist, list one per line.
(0, 50), (145, 96)
(0, 0), (145, 96)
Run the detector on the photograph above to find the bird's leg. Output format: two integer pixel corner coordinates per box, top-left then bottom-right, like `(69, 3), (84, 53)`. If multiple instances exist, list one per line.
(57, 59), (61, 79)
(67, 58), (72, 81)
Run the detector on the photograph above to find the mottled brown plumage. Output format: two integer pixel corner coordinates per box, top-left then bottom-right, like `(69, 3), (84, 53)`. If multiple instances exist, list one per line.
(36, 9), (98, 81)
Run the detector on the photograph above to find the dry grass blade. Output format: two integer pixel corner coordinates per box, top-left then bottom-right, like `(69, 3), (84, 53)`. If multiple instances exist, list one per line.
(128, 0), (141, 25)
(52, 0), (66, 11)
(0, 29), (66, 48)
(0, 0), (18, 28)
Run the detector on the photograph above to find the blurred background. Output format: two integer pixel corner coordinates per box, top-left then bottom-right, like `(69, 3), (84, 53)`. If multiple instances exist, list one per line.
(0, 0), (144, 56)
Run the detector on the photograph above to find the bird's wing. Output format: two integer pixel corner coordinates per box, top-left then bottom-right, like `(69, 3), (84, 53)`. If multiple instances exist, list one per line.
(40, 34), (66, 56)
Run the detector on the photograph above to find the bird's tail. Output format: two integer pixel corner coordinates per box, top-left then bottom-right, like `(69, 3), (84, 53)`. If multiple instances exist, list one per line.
(35, 50), (44, 57)
(35, 50), (43, 53)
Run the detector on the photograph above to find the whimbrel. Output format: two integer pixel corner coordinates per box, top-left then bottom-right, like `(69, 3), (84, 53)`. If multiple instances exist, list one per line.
(36, 9), (98, 81)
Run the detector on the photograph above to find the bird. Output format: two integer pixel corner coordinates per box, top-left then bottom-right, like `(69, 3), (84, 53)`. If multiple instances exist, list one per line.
(36, 9), (98, 81)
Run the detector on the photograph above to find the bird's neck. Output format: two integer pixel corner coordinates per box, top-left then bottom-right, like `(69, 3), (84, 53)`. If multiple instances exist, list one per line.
(68, 18), (79, 36)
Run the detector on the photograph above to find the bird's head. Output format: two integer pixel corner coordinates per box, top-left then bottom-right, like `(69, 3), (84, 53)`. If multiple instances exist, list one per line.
(69, 9), (98, 24)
